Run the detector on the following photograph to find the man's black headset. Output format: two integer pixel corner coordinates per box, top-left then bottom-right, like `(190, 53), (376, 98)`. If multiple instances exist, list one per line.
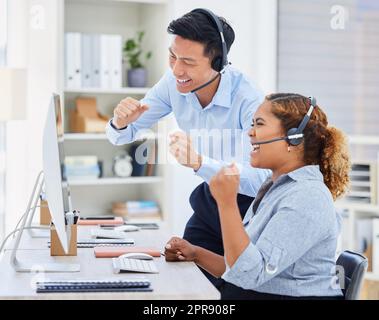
(253, 97), (317, 146)
(189, 8), (230, 93)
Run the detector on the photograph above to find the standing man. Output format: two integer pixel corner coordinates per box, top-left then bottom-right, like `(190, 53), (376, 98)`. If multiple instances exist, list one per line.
(106, 8), (269, 287)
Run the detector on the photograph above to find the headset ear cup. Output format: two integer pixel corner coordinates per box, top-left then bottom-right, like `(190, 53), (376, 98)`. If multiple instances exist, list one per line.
(287, 127), (303, 146)
(212, 56), (222, 72)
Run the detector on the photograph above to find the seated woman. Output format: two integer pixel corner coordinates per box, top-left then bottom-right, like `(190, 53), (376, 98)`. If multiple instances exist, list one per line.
(165, 93), (350, 299)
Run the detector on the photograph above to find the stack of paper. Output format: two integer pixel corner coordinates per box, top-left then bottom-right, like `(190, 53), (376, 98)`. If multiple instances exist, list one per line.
(112, 200), (160, 218)
(64, 156), (100, 180)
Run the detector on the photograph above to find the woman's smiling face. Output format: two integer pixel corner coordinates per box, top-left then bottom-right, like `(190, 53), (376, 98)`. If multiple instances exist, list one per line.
(248, 100), (290, 170)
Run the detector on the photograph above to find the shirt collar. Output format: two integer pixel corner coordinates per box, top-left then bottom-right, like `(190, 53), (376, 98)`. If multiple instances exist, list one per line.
(286, 165), (324, 182)
(211, 68), (232, 108)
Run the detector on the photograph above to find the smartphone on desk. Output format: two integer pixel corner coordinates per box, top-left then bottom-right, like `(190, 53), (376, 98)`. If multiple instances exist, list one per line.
(81, 215), (116, 220)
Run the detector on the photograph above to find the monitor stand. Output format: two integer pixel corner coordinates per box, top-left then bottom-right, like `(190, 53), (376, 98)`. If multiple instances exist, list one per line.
(23, 174), (49, 239)
(10, 171), (80, 273)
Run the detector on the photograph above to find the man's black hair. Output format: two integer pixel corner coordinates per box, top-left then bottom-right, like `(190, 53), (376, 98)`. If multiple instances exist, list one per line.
(167, 10), (235, 62)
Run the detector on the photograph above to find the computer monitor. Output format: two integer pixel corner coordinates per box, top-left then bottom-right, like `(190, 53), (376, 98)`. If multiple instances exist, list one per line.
(42, 93), (71, 253)
(10, 93), (79, 272)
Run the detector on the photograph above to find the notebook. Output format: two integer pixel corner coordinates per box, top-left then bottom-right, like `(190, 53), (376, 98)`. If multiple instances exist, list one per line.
(94, 246), (161, 258)
(78, 216), (124, 226)
(100, 222), (160, 230)
(36, 278), (152, 293)
(76, 243), (133, 248)
(47, 239), (134, 248)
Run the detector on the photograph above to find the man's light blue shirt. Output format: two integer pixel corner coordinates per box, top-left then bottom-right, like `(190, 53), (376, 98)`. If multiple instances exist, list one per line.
(106, 67), (270, 197)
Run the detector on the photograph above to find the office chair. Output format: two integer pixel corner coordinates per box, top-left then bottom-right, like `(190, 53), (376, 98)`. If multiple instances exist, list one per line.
(336, 250), (368, 300)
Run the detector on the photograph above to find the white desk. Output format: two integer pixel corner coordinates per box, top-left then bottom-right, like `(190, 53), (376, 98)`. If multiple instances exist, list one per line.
(0, 224), (220, 300)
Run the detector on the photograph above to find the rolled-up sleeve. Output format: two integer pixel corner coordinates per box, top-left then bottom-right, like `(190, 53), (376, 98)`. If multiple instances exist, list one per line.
(195, 94), (269, 197)
(222, 190), (330, 289)
(196, 157), (270, 197)
(106, 71), (172, 146)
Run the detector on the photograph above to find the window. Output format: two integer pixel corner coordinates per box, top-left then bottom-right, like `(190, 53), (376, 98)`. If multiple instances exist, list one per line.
(277, 0), (379, 136)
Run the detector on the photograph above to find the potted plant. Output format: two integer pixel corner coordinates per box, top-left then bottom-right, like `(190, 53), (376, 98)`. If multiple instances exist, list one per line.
(123, 31), (152, 87)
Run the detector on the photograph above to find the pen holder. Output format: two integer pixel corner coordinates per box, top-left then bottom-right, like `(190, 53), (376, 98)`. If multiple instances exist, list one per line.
(40, 200), (52, 225)
(50, 223), (77, 256)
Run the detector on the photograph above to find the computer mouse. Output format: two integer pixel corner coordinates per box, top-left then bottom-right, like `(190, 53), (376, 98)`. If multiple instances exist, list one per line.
(119, 252), (154, 260)
(114, 225), (140, 232)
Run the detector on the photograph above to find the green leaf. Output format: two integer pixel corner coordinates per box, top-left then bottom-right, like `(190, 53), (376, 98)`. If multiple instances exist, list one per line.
(137, 31), (145, 43)
(124, 39), (137, 52)
(123, 31), (151, 69)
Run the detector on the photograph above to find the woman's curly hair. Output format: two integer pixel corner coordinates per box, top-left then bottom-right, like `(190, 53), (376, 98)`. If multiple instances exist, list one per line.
(266, 93), (351, 200)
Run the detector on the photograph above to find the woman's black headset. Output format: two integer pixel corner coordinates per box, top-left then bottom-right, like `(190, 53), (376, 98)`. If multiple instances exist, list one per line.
(253, 97), (317, 146)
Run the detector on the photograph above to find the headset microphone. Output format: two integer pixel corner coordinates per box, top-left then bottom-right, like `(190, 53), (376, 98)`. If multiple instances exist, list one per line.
(253, 134), (304, 146)
(190, 73), (221, 94)
(252, 96), (317, 147)
(189, 63), (231, 93)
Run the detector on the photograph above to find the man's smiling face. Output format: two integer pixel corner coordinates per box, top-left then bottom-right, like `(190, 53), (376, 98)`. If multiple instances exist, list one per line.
(169, 35), (218, 93)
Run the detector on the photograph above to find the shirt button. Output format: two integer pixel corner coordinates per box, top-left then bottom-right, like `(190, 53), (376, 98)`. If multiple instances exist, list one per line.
(265, 263), (278, 275)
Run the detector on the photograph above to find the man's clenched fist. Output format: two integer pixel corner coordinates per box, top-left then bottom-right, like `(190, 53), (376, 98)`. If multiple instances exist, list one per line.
(112, 97), (149, 129)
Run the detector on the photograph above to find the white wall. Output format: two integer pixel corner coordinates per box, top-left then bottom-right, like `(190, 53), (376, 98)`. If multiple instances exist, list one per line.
(5, 0), (29, 235)
(6, 0), (63, 233)
(169, 0), (277, 93)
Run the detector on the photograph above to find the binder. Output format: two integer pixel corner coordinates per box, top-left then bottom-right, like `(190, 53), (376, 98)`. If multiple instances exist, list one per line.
(109, 34), (122, 88)
(65, 33), (75, 88)
(81, 33), (92, 88)
(65, 32), (81, 88)
(100, 34), (111, 88)
(91, 34), (101, 87)
(99, 34), (122, 89)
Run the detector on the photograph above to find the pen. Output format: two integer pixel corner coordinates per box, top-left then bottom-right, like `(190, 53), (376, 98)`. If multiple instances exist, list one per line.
(65, 211), (75, 245)
(65, 211), (75, 226)
(73, 210), (80, 224)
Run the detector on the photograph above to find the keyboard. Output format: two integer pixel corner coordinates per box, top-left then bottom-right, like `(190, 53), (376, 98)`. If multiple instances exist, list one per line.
(36, 278), (152, 293)
(112, 257), (159, 274)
